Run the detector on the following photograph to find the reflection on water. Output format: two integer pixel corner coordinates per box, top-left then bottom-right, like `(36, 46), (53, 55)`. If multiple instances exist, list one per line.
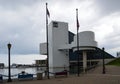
(0, 67), (45, 79)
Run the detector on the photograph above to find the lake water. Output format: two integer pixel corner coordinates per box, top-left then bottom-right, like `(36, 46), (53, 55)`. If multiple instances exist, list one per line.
(0, 67), (45, 79)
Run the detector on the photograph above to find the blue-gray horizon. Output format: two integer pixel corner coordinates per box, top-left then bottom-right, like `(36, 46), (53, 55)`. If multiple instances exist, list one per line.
(0, 54), (47, 66)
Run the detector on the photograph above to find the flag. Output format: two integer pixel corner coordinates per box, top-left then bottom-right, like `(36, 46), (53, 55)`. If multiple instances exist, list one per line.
(46, 3), (50, 17)
(76, 9), (79, 30)
(47, 8), (50, 17)
(77, 18), (79, 30)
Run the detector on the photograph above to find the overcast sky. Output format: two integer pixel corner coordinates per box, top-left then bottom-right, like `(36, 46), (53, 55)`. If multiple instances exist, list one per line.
(0, 0), (120, 64)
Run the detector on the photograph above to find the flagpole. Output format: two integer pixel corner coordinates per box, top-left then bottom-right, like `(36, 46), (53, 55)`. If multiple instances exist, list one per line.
(46, 3), (49, 79)
(76, 9), (80, 77)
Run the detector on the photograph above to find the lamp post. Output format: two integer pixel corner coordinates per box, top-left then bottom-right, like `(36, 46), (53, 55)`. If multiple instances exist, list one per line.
(102, 47), (105, 74)
(7, 43), (12, 82)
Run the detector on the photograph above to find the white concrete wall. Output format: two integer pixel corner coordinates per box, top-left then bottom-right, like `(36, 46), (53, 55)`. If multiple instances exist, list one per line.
(48, 22), (54, 73)
(48, 21), (69, 73)
(71, 31), (97, 48)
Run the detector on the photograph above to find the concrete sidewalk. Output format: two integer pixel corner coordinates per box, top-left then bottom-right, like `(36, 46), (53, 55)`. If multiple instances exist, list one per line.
(3, 65), (120, 84)
(3, 74), (120, 84)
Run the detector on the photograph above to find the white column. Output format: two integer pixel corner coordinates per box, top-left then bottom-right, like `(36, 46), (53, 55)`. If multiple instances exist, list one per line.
(48, 21), (69, 73)
(83, 51), (87, 73)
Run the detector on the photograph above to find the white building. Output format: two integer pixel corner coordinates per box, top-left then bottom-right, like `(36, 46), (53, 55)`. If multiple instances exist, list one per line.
(40, 21), (114, 74)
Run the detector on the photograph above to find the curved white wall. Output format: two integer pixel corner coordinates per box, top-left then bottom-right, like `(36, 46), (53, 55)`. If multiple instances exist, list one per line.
(79, 31), (95, 42)
(71, 31), (98, 50)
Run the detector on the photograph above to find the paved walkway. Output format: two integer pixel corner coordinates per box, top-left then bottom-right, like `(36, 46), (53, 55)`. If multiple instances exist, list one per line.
(2, 65), (120, 84)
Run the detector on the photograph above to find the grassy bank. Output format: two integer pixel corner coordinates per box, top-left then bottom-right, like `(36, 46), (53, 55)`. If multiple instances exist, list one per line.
(107, 57), (120, 66)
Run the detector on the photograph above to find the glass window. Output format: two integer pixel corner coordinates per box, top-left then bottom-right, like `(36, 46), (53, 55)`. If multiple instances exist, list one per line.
(53, 22), (58, 27)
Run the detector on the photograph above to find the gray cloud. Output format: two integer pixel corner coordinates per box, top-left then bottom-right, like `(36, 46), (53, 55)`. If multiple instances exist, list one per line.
(0, 0), (120, 56)
(0, 0), (40, 10)
(104, 24), (120, 48)
(95, 0), (120, 15)
(0, 1), (44, 54)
